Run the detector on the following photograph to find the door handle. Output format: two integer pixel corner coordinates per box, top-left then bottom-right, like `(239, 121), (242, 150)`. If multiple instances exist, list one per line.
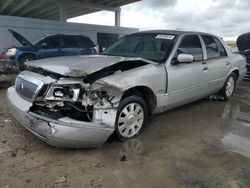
(226, 62), (231, 66)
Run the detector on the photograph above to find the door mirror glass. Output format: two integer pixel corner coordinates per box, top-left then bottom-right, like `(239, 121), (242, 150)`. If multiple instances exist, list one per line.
(41, 42), (48, 48)
(177, 54), (194, 63)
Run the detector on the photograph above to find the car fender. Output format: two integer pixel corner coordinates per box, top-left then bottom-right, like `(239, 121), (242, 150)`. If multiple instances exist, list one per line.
(17, 51), (38, 61)
(94, 64), (167, 96)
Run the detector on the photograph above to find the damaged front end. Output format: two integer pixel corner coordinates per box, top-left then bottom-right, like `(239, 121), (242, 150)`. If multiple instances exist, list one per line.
(32, 78), (124, 127)
(7, 70), (125, 148)
(6, 53), (154, 148)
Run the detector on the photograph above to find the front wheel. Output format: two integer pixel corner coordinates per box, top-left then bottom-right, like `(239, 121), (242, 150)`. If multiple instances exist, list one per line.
(221, 73), (236, 100)
(115, 95), (148, 141)
(19, 55), (35, 70)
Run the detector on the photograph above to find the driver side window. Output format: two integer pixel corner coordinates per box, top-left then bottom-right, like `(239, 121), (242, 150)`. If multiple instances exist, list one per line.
(177, 35), (203, 61)
(40, 36), (60, 49)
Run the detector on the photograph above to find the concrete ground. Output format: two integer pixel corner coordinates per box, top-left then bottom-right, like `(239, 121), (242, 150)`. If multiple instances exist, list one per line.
(0, 81), (250, 188)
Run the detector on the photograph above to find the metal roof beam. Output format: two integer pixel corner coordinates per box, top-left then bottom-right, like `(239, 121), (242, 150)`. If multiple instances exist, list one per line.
(67, 7), (88, 15)
(0, 0), (14, 13)
(8, 0), (33, 15)
(67, 9), (96, 19)
(16, 2), (45, 16)
(29, 6), (58, 18)
(40, 10), (59, 19)
(40, 0), (120, 12)
(106, 0), (138, 6)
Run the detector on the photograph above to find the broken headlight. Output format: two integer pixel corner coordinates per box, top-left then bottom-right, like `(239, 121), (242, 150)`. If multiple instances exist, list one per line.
(6, 48), (17, 56)
(45, 85), (80, 102)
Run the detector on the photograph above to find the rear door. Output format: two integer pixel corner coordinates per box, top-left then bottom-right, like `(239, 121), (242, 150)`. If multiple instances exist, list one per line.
(78, 37), (96, 54)
(166, 34), (209, 109)
(37, 36), (61, 59)
(61, 36), (80, 56)
(201, 35), (229, 93)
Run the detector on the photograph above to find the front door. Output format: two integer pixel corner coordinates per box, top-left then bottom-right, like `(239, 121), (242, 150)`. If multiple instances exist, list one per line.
(166, 34), (209, 109)
(61, 35), (80, 56)
(37, 36), (61, 59)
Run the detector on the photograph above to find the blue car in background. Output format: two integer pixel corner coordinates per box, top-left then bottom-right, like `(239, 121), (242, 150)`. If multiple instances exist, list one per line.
(6, 29), (97, 70)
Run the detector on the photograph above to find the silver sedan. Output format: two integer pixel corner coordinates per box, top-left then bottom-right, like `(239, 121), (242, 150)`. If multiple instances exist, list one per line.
(7, 30), (247, 148)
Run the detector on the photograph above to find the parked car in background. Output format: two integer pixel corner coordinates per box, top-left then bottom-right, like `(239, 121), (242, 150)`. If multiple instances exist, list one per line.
(0, 60), (18, 82)
(7, 30), (247, 148)
(0, 48), (18, 82)
(237, 32), (250, 80)
(0, 52), (6, 60)
(6, 29), (97, 70)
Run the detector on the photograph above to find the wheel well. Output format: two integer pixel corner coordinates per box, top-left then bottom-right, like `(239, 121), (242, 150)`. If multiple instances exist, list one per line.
(121, 86), (157, 114)
(232, 70), (239, 81)
(18, 53), (36, 62)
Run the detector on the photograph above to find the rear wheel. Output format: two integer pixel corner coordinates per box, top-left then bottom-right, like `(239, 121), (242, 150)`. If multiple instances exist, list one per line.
(221, 73), (236, 100)
(115, 95), (148, 141)
(19, 55), (35, 70)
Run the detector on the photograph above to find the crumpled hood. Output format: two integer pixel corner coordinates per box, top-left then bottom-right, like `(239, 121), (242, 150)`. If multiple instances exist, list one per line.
(26, 55), (154, 77)
(8, 29), (33, 47)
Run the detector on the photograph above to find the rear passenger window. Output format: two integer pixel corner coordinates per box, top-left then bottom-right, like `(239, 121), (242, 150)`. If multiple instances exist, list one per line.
(202, 35), (227, 59)
(177, 35), (203, 61)
(79, 37), (95, 48)
(62, 36), (78, 47)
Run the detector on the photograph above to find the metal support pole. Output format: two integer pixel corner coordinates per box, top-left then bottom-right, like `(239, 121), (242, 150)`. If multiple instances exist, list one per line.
(115, 9), (121, 27)
(59, 2), (67, 22)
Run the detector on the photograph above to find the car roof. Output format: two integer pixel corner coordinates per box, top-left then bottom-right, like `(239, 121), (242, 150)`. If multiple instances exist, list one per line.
(133, 30), (220, 38)
(45, 34), (86, 37)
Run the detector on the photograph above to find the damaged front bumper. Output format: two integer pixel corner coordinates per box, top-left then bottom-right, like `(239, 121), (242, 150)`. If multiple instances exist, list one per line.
(7, 86), (115, 148)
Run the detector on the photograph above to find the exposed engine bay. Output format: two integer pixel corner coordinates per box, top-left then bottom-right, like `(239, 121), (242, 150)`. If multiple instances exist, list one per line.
(27, 60), (149, 125)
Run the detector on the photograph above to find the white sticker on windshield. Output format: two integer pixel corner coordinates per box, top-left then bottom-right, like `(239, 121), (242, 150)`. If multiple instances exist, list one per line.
(155, 34), (175, 40)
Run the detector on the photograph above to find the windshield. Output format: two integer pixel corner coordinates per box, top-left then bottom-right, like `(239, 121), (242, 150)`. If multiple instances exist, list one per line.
(33, 35), (51, 46)
(102, 33), (177, 63)
(32, 37), (44, 46)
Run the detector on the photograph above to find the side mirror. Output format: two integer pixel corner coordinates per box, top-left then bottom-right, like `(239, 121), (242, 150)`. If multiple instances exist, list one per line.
(177, 54), (194, 63)
(41, 42), (48, 48)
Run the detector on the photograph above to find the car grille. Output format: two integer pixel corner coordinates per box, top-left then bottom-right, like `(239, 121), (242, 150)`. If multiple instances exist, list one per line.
(15, 77), (39, 101)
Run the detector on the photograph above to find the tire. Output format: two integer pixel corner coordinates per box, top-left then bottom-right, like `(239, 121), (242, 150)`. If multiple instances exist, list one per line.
(115, 95), (148, 141)
(221, 73), (237, 101)
(19, 55), (35, 70)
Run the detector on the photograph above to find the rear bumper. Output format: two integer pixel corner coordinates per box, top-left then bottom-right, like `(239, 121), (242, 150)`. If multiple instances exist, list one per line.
(7, 86), (114, 148)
